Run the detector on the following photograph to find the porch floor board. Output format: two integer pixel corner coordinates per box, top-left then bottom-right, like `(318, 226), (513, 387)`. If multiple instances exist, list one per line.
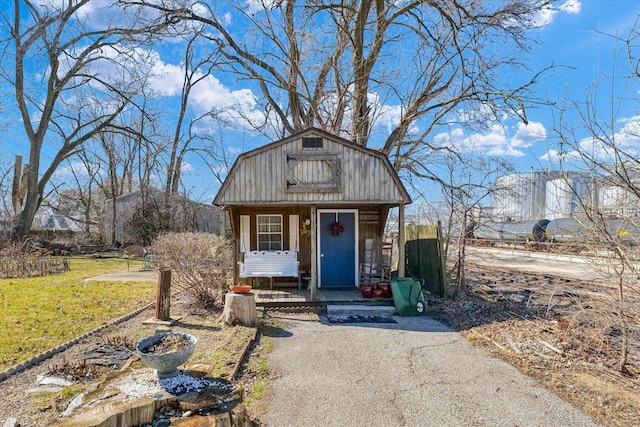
(253, 288), (393, 306)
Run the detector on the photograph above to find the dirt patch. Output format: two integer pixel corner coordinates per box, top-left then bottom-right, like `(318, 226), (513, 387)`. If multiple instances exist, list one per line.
(429, 273), (640, 427)
(140, 333), (193, 354)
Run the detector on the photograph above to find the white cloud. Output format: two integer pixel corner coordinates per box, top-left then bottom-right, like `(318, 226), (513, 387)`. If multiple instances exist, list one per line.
(181, 162), (195, 173)
(53, 162), (79, 180)
(148, 60), (184, 97)
(534, 0), (581, 27)
(559, 0), (581, 14)
(511, 121), (547, 148)
(52, 159), (101, 182)
(59, 44), (157, 96)
(39, 0), (152, 30)
(434, 121), (547, 157)
(244, 0), (279, 15)
(191, 77), (257, 113)
(58, 40), (265, 131)
(615, 119), (640, 146)
(36, 0), (108, 15)
(142, 51), (264, 126)
(192, 2), (213, 18)
(540, 148), (579, 163)
(374, 103), (404, 134)
(540, 114), (640, 163)
(72, 0), (113, 21)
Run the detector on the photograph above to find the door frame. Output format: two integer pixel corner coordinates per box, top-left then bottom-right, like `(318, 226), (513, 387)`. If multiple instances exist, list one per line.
(316, 208), (359, 288)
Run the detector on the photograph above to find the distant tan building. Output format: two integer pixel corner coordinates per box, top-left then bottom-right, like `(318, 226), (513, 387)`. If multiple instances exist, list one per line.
(103, 189), (227, 246)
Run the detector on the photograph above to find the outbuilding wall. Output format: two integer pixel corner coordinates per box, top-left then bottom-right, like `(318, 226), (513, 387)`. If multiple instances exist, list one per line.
(215, 129), (409, 206)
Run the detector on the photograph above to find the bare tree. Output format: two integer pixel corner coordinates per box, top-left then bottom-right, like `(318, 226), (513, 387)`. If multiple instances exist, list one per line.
(0, 0), (173, 238)
(164, 30), (223, 199)
(0, 156), (13, 228)
(549, 22), (640, 373)
(92, 105), (164, 245)
(426, 151), (513, 295)
(197, 122), (239, 191)
(130, 0), (553, 171)
(48, 153), (103, 234)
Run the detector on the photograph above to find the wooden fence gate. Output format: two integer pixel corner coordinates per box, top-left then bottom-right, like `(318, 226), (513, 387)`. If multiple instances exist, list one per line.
(405, 222), (447, 296)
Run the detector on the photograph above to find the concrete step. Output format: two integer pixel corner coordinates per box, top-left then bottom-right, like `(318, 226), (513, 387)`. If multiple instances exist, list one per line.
(326, 304), (397, 316)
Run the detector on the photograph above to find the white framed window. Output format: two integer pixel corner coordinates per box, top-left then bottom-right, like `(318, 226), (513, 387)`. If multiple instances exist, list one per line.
(257, 215), (283, 251)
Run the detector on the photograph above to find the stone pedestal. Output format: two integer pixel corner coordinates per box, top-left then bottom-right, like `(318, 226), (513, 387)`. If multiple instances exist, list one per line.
(219, 293), (259, 327)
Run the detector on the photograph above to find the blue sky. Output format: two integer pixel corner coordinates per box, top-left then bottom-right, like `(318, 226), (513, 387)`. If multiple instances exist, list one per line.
(2, 0), (640, 208)
(428, 0), (640, 171)
(509, 1), (640, 170)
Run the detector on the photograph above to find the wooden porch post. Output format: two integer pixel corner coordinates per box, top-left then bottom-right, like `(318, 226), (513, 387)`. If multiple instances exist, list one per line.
(310, 205), (317, 301)
(397, 204), (406, 278)
(229, 208), (239, 285)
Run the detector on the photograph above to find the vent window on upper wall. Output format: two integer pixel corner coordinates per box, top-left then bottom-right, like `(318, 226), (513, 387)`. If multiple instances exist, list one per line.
(302, 137), (323, 148)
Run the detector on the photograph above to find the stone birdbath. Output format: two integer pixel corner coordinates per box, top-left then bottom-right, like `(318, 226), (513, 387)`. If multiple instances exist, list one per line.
(136, 332), (197, 379)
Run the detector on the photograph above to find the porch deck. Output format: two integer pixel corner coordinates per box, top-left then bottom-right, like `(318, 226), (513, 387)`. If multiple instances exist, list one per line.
(253, 288), (393, 307)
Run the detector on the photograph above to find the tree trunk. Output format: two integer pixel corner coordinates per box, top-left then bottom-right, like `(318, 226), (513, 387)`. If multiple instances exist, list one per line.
(219, 293), (258, 327)
(617, 274), (629, 374)
(12, 163), (41, 239)
(11, 155), (25, 218)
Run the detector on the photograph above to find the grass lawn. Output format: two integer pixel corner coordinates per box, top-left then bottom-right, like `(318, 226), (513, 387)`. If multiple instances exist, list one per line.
(0, 257), (156, 371)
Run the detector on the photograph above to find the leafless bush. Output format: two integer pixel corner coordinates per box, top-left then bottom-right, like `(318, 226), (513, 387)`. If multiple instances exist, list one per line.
(0, 241), (68, 278)
(100, 334), (136, 351)
(47, 357), (100, 380)
(561, 304), (640, 371)
(151, 232), (233, 308)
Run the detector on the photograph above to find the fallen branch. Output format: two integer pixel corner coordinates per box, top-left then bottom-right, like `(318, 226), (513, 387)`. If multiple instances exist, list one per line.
(540, 340), (564, 355)
(470, 328), (507, 352)
(535, 352), (552, 360)
(503, 334), (522, 355)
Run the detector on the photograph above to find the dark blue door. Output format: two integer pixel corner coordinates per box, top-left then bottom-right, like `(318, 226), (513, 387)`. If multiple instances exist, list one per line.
(319, 212), (356, 288)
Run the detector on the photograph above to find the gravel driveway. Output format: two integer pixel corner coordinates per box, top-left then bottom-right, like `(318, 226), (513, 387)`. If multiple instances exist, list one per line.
(265, 315), (601, 427)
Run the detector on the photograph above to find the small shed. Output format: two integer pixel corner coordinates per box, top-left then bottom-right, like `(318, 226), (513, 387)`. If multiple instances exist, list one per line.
(214, 128), (411, 298)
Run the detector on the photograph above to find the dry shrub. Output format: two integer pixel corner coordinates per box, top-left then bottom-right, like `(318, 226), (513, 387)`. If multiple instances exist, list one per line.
(561, 309), (622, 363)
(100, 334), (136, 351)
(0, 240), (67, 279)
(47, 357), (100, 380)
(152, 232), (233, 308)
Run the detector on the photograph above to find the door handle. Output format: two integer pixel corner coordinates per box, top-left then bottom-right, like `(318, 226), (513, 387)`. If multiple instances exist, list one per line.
(320, 254), (324, 257)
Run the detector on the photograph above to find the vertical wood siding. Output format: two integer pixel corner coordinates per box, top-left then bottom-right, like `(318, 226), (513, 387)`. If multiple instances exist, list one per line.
(217, 132), (407, 205)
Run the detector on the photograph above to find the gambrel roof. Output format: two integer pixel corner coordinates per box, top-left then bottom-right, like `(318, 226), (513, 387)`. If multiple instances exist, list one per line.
(214, 128), (411, 206)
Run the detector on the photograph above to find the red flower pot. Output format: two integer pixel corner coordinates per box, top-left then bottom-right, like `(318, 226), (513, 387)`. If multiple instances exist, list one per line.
(377, 282), (392, 298)
(361, 285), (373, 298)
(373, 288), (384, 299)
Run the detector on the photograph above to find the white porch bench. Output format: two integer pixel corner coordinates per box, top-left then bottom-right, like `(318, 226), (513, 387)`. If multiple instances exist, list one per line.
(238, 250), (300, 289)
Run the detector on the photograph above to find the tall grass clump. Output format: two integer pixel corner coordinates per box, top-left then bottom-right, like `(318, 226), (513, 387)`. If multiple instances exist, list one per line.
(152, 232), (233, 307)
